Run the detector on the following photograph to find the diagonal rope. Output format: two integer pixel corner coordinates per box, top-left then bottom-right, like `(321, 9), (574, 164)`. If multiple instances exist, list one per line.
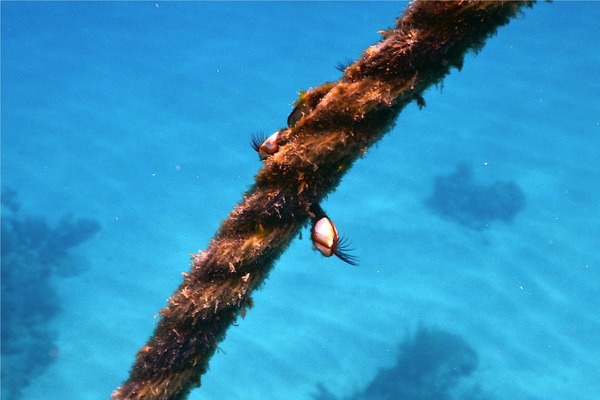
(112, 2), (535, 399)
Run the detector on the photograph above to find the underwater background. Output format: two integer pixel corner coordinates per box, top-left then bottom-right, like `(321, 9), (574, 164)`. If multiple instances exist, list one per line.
(2, 1), (599, 399)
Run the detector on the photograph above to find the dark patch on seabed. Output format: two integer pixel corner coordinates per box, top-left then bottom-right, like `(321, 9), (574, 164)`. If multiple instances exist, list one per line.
(424, 163), (526, 231)
(313, 326), (496, 400)
(1, 187), (101, 400)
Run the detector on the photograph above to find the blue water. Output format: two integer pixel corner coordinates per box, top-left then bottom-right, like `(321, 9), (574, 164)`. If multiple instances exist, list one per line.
(2, 2), (599, 400)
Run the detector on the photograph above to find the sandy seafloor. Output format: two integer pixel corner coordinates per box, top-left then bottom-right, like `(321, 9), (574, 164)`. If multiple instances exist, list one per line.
(1, 1), (599, 400)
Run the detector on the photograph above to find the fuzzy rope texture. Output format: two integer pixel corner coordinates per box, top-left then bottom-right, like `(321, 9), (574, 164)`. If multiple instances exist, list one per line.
(112, 1), (535, 399)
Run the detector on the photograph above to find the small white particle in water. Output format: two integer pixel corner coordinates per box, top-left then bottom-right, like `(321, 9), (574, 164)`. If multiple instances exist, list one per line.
(152, 172), (157, 176)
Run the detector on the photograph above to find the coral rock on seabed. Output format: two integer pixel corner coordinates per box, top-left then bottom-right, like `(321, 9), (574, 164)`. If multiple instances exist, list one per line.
(314, 327), (486, 400)
(425, 163), (526, 231)
(1, 186), (101, 400)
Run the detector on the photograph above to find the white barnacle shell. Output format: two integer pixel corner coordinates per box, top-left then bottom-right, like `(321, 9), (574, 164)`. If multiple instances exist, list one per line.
(252, 131), (280, 160)
(311, 217), (358, 265)
(312, 217), (338, 257)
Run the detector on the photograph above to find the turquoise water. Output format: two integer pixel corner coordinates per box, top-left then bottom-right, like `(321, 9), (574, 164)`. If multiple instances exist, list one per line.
(2, 2), (599, 400)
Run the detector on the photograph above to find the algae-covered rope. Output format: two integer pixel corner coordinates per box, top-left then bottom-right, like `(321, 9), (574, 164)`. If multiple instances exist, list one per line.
(112, 2), (535, 399)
